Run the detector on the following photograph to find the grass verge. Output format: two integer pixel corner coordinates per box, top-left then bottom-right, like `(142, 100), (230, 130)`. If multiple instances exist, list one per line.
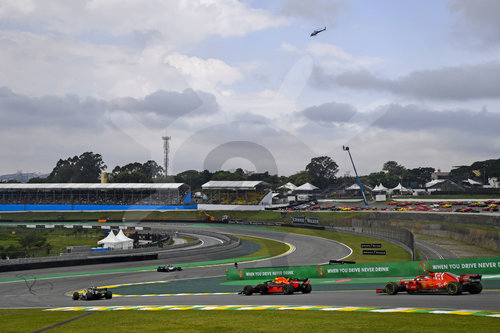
(1, 309), (499, 333)
(232, 234), (291, 260)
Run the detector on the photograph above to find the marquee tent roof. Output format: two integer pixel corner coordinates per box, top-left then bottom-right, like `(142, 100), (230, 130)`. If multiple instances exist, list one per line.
(390, 183), (411, 193)
(373, 183), (388, 192)
(294, 183), (319, 191)
(116, 229), (133, 242)
(97, 230), (122, 248)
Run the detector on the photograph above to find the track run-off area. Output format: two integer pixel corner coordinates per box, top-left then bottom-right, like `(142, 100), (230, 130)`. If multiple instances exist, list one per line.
(1, 223), (499, 319)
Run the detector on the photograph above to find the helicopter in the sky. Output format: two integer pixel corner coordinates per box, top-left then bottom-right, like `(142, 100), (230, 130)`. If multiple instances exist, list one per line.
(310, 27), (326, 37)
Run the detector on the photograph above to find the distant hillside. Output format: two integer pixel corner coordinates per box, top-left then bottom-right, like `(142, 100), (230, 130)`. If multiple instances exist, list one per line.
(0, 172), (48, 183)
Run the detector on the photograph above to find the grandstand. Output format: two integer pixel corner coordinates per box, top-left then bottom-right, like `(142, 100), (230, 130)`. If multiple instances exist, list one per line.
(199, 181), (272, 210)
(0, 183), (190, 206)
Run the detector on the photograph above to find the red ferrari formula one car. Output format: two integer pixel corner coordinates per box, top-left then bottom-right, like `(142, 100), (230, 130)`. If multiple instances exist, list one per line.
(241, 277), (312, 295)
(377, 272), (482, 295)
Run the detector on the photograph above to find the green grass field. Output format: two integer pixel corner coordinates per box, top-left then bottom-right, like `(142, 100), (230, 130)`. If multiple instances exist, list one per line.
(1, 309), (498, 333)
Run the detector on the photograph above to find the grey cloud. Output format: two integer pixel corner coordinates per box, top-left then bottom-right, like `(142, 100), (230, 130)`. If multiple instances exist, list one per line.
(279, 0), (343, 23)
(0, 87), (106, 129)
(372, 104), (500, 135)
(109, 89), (219, 120)
(300, 102), (357, 124)
(312, 62), (500, 100)
(449, 0), (500, 45)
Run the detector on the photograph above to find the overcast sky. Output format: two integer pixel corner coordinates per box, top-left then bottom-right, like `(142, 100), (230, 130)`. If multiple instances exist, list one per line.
(1, 0), (499, 177)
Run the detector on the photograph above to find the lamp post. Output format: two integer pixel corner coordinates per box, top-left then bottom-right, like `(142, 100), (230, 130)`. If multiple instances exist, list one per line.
(343, 146), (369, 206)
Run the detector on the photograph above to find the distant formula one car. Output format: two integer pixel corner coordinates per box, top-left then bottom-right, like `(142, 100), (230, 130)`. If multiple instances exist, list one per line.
(376, 272), (482, 295)
(157, 264), (182, 272)
(241, 277), (312, 295)
(73, 287), (112, 300)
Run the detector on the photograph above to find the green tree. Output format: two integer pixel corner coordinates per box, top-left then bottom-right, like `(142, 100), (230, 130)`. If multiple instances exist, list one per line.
(19, 232), (47, 254)
(175, 170), (204, 190)
(211, 170), (245, 181)
(288, 171), (314, 187)
(111, 160), (164, 183)
(305, 156), (339, 189)
(404, 167), (435, 188)
(47, 152), (106, 182)
(382, 161), (406, 177)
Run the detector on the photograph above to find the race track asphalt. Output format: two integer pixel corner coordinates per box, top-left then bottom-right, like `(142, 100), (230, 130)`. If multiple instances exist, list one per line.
(0, 223), (498, 312)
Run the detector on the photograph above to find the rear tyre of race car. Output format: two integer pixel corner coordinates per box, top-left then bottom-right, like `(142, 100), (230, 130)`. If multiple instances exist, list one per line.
(105, 291), (113, 299)
(301, 284), (312, 294)
(446, 281), (463, 295)
(283, 284), (294, 295)
(385, 282), (399, 295)
(243, 285), (253, 296)
(72, 292), (79, 300)
(468, 282), (482, 294)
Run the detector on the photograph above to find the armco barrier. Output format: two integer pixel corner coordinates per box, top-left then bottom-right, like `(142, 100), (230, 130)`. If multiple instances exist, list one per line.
(226, 256), (500, 280)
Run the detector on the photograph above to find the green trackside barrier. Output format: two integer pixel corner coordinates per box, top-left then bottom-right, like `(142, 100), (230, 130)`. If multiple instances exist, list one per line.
(226, 257), (500, 280)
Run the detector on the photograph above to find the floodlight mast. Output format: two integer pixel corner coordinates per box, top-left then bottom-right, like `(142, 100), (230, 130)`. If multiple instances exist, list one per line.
(343, 146), (369, 206)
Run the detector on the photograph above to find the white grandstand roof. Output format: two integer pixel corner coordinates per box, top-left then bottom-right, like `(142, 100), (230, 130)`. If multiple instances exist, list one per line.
(201, 181), (270, 190)
(0, 183), (187, 190)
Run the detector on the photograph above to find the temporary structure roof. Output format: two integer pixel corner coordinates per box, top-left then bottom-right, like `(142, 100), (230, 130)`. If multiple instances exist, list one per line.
(97, 230), (123, 249)
(346, 183), (360, 190)
(294, 183), (319, 191)
(390, 183), (411, 193)
(116, 230), (134, 250)
(201, 181), (270, 190)
(0, 183), (187, 190)
(279, 182), (297, 190)
(425, 179), (445, 188)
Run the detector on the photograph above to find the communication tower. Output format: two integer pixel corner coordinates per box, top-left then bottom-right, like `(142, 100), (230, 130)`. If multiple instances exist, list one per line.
(162, 134), (171, 177)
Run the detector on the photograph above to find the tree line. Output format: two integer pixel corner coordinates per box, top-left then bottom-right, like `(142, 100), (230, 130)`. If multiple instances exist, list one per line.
(6, 152), (499, 191)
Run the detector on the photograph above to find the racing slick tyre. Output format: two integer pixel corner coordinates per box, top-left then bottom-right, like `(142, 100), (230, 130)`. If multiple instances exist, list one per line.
(301, 284), (312, 294)
(283, 284), (294, 295)
(157, 267), (161, 272)
(385, 282), (399, 295)
(105, 291), (113, 299)
(72, 292), (80, 300)
(446, 281), (463, 295)
(468, 282), (483, 294)
(243, 285), (253, 296)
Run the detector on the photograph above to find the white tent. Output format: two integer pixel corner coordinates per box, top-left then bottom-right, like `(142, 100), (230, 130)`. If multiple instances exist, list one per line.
(390, 183), (411, 194)
(295, 183), (319, 191)
(116, 230), (134, 250)
(373, 183), (388, 193)
(97, 230), (123, 249)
